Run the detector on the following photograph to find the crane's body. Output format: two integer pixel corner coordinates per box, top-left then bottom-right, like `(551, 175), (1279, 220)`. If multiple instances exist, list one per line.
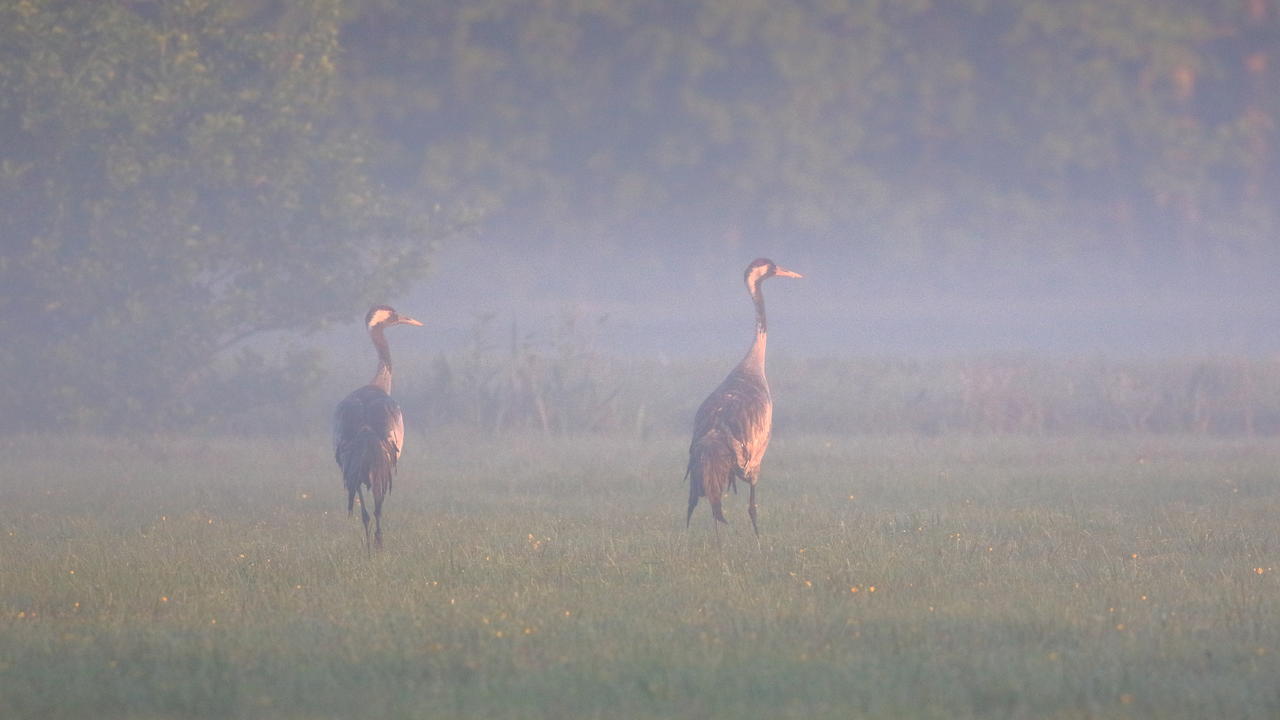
(333, 305), (421, 551)
(686, 259), (801, 535)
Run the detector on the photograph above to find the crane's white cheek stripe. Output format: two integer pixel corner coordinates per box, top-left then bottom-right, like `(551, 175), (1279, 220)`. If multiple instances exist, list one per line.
(367, 309), (393, 328)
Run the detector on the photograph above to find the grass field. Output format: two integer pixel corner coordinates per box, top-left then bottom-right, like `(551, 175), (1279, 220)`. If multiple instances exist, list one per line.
(1, 432), (1278, 719)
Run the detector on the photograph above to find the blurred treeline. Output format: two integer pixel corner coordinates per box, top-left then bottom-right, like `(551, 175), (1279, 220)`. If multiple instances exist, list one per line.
(2, 0), (1277, 433)
(338, 0), (1279, 272)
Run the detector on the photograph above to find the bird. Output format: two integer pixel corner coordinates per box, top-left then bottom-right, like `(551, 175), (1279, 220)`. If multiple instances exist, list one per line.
(686, 258), (802, 535)
(333, 305), (422, 552)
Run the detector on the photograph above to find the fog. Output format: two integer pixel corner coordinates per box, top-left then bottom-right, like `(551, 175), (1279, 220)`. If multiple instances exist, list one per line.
(4, 0), (1278, 434)
(401, 237), (1279, 361)
(8, 8), (1280, 717)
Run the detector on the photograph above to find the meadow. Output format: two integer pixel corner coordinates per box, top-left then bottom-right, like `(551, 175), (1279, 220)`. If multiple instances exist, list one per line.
(1, 431), (1278, 719)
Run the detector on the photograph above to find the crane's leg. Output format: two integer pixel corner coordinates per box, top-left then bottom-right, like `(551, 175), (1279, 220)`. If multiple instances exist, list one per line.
(356, 486), (371, 556)
(747, 482), (759, 536)
(373, 491), (385, 550)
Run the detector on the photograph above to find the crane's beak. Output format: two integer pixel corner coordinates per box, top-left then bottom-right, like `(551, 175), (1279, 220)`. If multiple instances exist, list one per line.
(398, 315), (424, 327)
(774, 267), (803, 278)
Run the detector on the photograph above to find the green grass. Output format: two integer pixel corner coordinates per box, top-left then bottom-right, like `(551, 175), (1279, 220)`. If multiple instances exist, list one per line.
(1, 432), (1278, 719)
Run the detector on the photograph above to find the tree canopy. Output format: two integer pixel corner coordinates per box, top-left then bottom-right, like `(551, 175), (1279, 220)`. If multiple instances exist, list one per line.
(339, 0), (1277, 272)
(0, 0), (436, 430)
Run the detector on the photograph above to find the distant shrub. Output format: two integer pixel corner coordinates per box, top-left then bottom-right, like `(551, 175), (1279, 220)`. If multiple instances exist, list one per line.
(386, 316), (1280, 438)
(199, 312), (1280, 439)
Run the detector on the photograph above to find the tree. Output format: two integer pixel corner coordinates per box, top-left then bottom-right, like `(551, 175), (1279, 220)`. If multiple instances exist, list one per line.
(0, 0), (440, 431)
(335, 0), (1277, 277)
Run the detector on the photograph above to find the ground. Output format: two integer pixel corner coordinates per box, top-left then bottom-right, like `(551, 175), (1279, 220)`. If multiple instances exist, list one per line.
(1, 432), (1277, 719)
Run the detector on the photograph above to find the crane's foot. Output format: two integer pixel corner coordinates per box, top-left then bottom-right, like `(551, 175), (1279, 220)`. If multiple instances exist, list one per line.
(748, 503), (759, 537)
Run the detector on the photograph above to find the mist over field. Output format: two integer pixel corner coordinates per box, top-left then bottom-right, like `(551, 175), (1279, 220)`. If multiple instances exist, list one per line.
(4, 0), (1280, 435)
(405, 239), (1280, 360)
(2, 2), (1279, 719)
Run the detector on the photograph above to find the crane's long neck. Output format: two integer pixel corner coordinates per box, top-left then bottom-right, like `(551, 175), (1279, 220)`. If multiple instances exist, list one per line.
(741, 280), (767, 375)
(369, 327), (393, 393)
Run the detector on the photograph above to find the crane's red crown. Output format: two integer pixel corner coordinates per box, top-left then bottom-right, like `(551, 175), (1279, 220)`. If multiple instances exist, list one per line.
(744, 258), (803, 288)
(365, 305), (422, 330)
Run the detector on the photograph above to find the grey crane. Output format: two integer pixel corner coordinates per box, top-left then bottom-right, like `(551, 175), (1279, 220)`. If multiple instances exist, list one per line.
(686, 258), (802, 535)
(333, 305), (421, 551)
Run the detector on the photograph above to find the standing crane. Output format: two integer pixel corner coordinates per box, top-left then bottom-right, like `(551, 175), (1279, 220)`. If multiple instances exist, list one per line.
(686, 258), (802, 535)
(333, 305), (422, 552)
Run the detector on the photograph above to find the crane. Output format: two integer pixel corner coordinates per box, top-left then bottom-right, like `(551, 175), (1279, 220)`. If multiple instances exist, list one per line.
(686, 258), (802, 535)
(333, 305), (421, 552)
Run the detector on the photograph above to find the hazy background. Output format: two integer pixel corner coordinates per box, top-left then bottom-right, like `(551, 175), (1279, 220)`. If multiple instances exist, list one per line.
(3, 0), (1278, 436)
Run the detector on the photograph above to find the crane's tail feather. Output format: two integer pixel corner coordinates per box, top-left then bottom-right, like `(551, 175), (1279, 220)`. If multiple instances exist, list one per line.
(341, 429), (395, 515)
(685, 465), (696, 527)
(688, 434), (733, 526)
(342, 432), (394, 492)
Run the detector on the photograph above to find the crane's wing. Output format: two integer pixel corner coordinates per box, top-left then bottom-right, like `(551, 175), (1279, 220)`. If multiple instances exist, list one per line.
(690, 370), (772, 474)
(385, 397), (405, 466)
(333, 385), (404, 469)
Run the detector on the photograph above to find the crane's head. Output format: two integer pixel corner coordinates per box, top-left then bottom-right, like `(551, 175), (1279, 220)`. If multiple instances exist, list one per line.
(745, 258), (803, 291)
(365, 305), (423, 332)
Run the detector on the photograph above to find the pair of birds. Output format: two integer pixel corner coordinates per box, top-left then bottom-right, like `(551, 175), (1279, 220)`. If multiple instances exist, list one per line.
(333, 258), (802, 550)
